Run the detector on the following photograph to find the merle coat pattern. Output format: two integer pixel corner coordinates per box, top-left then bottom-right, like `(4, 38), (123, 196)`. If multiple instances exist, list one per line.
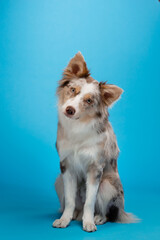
(53, 52), (137, 232)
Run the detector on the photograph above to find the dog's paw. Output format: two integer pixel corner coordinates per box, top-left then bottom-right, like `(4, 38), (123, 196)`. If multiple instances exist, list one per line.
(52, 218), (69, 228)
(83, 221), (97, 232)
(94, 215), (107, 225)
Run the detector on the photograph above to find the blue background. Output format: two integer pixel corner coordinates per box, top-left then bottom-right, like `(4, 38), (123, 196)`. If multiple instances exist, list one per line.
(0, 0), (160, 239)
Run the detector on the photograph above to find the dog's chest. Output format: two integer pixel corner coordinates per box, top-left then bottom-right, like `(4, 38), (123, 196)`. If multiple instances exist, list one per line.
(58, 135), (102, 173)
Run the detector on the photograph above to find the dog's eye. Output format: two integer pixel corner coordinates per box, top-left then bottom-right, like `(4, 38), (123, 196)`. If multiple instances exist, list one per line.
(86, 98), (92, 104)
(71, 88), (75, 93)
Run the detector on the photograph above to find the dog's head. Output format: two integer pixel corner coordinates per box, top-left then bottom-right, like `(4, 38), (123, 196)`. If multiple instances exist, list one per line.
(57, 52), (123, 122)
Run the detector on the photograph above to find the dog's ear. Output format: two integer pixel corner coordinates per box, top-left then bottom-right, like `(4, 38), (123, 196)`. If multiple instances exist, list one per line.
(99, 82), (123, 107)
(57, 52), (90, 94)
(58, 52), (90, 91)
(63, 52), (90, 80)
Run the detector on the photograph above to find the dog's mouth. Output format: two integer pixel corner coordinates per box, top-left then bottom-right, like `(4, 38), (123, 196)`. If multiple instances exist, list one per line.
(64, 112), (80, 120)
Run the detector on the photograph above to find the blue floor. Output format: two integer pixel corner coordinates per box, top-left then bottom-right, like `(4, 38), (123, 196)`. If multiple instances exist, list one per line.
(1, 187), (160, 240)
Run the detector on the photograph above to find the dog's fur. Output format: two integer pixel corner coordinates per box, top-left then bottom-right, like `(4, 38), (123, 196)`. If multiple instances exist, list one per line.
(53, 52), (137, 232)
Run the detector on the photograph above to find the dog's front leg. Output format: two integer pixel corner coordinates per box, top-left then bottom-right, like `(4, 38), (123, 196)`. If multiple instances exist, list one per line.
(53, 162), (77, 228)
(82, 164), (103, 232)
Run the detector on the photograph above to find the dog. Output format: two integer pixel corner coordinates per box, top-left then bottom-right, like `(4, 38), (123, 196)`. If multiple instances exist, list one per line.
(53, 52), (137, 232)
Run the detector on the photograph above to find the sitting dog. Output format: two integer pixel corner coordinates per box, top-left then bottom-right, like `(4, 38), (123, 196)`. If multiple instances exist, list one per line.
(53, 52), (137, 232)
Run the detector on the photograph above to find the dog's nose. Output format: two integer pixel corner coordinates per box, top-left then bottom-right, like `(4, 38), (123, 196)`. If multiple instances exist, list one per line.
(66, 106), (76, 116)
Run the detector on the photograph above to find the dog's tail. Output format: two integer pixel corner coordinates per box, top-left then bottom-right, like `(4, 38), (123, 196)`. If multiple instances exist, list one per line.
(117, 209), (140, 223)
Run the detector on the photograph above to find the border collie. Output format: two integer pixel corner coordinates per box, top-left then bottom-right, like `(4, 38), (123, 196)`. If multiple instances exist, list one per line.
(53, 52), (137, 232)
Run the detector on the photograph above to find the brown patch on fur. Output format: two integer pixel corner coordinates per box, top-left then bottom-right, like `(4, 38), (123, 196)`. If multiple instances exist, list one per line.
(104, 91), (113, 99)
(83, 93), (93, 103)
(86, 76), (94, 83)
(75, 86), (81, 95)
(60, 80), (70, 88)
(72, 63), (80, 74)
(96, 112), (102, 118)
(79, 114), (94, 123)
(99, 82), (123, 106)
